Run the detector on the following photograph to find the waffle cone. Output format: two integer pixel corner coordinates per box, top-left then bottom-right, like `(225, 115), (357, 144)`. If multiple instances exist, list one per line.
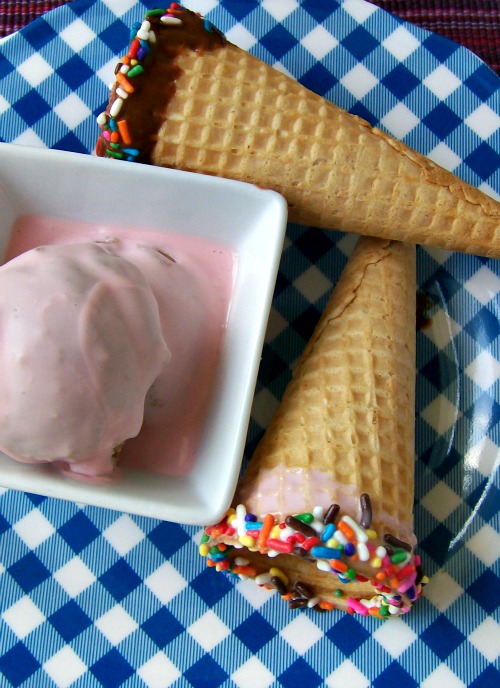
(202, 237), (425, 616)
(96, 8), (500, 257)
(237, 237), (416, 543)
(153, 43), (499, 257)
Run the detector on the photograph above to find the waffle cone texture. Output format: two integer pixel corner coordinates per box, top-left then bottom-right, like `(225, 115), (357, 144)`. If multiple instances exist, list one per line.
(202, 237), (426, 617)
(237, 237), (416, 543)
(96, 7), (500, 257)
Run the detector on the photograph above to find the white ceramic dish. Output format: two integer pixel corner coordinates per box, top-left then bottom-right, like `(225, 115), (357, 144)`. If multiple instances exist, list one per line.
(0, 142), (287, 525)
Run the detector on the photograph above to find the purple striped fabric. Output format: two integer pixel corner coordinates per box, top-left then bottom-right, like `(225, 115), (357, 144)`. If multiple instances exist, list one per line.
(0, 1), (70, 39)
(376, 0), (500, 73)
(0, 0), (498, 73)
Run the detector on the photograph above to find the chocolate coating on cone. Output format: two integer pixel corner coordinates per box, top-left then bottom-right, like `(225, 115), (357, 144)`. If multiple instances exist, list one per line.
(96, 5), (500, 256)
(96, 6), (225, 163)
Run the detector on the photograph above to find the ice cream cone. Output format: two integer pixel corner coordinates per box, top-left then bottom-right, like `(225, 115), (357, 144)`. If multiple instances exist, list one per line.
(96, 6), (500, 257)
(201, 236), (426, 616)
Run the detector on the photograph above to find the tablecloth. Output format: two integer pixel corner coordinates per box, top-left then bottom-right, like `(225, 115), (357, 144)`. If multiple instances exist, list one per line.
(0, 2), (499, 688)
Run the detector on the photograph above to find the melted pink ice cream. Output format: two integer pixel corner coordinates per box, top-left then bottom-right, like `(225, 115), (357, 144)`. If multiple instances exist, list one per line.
(2, 215), (236, 477)
(236, 466), (417, 548)
(0, 242), (170, 476)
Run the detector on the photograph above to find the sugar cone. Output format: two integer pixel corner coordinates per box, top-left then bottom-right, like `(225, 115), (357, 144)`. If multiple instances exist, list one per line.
(96, 7), (500, 257)
(201, 237), (425, 617)
(237, 237), (416, 543)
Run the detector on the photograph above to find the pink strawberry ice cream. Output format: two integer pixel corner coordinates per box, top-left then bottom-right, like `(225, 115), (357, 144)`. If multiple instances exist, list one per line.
(0, 242), (170, 477)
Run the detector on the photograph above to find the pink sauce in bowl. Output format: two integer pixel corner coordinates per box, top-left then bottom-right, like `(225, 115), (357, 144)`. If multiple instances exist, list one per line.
(4, 215), (237, 477)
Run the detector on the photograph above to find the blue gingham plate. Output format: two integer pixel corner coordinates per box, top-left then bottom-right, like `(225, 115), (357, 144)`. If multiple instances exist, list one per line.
(0, 1), (499, 687)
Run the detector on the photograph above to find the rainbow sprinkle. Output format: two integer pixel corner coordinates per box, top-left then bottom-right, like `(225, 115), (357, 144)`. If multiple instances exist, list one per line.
(201, 494), (427, 617)
(96, 4), (224, 163)
(96, 10), (159, 162)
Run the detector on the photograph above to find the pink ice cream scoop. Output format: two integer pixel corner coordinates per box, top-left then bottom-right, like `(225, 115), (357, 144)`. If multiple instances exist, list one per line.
(0, 242), (170, 477)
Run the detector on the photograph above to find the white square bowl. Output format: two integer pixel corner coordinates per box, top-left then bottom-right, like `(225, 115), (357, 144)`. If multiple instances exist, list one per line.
(0, 143), (287, 525)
